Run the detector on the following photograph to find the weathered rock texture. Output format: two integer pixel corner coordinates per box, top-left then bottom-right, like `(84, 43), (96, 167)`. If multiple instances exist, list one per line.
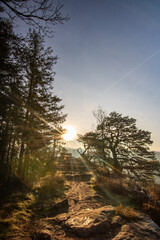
(65, 206), (115, 237)
(51, 180), (160, 240)
(63, 206), (160, 239)
(30, 155), (160, 240)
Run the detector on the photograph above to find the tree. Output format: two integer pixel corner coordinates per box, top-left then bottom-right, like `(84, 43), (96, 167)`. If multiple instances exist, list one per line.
(79, 109), (160, 182)
(0, 18), (25, 183)
(17, 29), (66, 176)
(0, 0), (69, 36)
(0, 1), (68, 185)
(0, 26), (66, 184)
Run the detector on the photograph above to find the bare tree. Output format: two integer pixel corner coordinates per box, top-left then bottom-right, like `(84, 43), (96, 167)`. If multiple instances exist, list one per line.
(0, 0), (69, 36)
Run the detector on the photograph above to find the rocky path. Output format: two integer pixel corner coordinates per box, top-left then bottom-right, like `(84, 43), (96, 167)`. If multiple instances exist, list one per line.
(30, 156), (160, 240)
(32, 176), (160, 240)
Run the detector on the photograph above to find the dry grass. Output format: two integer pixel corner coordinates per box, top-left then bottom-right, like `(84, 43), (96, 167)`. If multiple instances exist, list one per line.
(36, 172), (65, 200)
(147, 184), (160, 202)
(142, 183), (160, 210)
(92, 175), (129, 195)
(0, 172), (66, 239)
(0, 192), (35, 238)
(116, 204), (139, 219)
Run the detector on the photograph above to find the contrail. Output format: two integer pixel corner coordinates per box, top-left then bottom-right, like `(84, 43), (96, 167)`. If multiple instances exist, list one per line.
(106, 48), (160, 91)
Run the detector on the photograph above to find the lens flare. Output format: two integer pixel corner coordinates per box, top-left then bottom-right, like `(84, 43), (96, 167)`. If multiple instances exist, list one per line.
(62, 126), (77, 141)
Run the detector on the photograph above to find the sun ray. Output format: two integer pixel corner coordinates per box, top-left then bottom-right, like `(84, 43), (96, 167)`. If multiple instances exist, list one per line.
(62, 126), (77, 141)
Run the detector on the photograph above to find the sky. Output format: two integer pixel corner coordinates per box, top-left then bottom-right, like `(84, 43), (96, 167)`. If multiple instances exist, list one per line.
(15, 0), (160, 151)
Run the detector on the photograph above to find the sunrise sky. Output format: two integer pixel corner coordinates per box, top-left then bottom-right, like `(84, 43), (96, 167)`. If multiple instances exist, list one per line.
(16, 0), (160, 151)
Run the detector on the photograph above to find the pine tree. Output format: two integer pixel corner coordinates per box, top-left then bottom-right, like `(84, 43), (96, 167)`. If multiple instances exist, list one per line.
(18, 29), (66, 178)
(79, 109), (160, 182)
(0, 18), (24, 183)
(0, 25), (66, 184)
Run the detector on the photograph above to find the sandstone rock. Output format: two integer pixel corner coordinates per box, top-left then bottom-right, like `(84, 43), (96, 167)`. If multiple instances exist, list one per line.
(52, 198), (68, 210)
(36, 230), (51, 240)
(54, 213), (70, 222)
(50, 198), (69, 217)
(111, 215), (124, 225)
(113, 213), (160, 240)
(65, 205), (160, 239)
(65, 205), (115, 237)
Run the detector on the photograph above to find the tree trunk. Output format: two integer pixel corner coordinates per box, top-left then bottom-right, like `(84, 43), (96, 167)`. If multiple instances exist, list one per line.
(18, 141), (25, 173)
(111, 148), (122, 177)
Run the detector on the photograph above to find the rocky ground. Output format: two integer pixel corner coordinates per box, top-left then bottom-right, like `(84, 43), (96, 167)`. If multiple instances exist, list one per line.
(1, 156), (160, 240)
(27, 173), (160, 240)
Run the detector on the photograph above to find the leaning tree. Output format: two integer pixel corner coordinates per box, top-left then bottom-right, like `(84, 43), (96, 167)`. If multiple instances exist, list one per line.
(79, 109), (160, 182)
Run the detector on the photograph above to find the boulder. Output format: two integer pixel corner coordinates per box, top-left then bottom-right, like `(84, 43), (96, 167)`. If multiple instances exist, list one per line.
(65, 205), (115, 237)
(113, 214), (160, 240)
(36, 230), (51, 240)
(65, 205), (160, 239)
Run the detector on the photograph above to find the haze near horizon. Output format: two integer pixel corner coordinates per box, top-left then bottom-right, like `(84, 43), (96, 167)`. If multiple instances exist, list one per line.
(49, 0), (160, 151)
(14, 0), (160, 151)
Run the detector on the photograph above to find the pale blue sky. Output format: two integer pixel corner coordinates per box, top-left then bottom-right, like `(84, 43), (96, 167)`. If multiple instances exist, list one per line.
(16, 0), (160, 150)
(45, 0), (160, 150)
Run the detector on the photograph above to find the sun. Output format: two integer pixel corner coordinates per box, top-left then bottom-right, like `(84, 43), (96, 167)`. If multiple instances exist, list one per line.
(62, 126), (77, 141)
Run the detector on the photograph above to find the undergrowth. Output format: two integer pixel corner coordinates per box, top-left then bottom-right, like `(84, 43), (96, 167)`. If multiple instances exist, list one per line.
(91, 174), (160, 227)
(0, 171), (65, 239)
(91, 175), (129, 194)
(115, 204), (140, 220)
(0, 192), (35, 239)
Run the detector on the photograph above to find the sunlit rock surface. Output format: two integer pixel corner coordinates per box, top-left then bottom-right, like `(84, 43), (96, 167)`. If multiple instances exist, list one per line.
(113, 214), (160, 240)
(65, 206), (115, 237)
(63, 206), (160, 239)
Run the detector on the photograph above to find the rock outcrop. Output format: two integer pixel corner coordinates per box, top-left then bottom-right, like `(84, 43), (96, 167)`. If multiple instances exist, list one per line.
(62, 206), (160, 239)
(51, 180), (160, 240)
(34, 153), (160, 240)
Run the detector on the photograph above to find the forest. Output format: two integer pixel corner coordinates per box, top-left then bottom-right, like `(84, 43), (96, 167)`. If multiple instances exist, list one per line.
(0, 0), (68, 186)
(0, 1), (160, 239)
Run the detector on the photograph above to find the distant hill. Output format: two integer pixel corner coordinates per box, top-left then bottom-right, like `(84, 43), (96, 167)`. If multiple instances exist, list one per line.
(156, 152), (160, 160)
(66, 148), (160, 160)
(66, 147), (81, 158)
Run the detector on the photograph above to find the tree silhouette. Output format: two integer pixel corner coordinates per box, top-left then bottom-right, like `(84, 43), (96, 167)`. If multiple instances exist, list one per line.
(0, 0), (69, 36)
(79, 109), (160, 182)
(0, 27), (66, 184)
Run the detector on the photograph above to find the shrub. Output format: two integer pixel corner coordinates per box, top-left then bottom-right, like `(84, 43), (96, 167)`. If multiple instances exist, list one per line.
(116, 204), (139, 219)
(37, 172), (65, 199)
(141, 184), (160, 214)
(92, 175), (129, 195)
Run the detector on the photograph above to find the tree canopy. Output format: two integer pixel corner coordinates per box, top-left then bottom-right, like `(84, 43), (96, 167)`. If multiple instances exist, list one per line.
(0, 0), (69, 186)
(0, 0), (69, 36)
(79, 109), (160, 182)
(0, 21), (66, 184)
